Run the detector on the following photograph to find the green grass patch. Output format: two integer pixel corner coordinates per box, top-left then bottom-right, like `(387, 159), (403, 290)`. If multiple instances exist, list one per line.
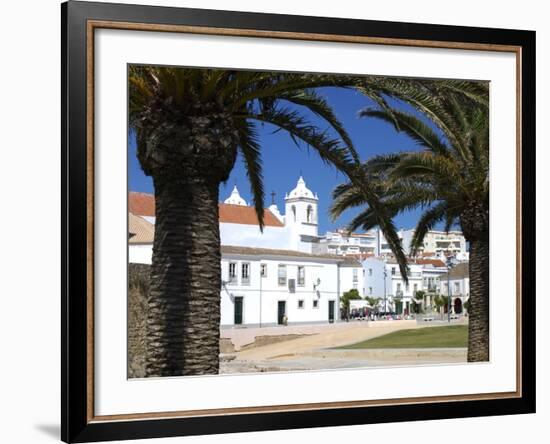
(339, 325), (468, 349)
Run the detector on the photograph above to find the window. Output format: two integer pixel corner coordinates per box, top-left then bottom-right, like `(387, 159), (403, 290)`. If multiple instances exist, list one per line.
(391, 267), (396, 275)
(228, 262), (237, 284)
(405, 283), (410, 292)
(363, 269), (365, 277)
(278, 264), (287, 286)
(297, 266), (305, 286)
(260, 263), (267, 278)
(353, 269), (358, 282)
(297, 300), (304, 309)
(306, 205), (313, 223)
(241, 262), (250, 285)
(396, 283), (402, 292)
(312, 300), (319, 309)
(454, 282), (460, 293)
(291, 205), (296, 222)
(369, 268), (373, 276)
(413, 283), (418, 294)
(369, 287), (373, 295)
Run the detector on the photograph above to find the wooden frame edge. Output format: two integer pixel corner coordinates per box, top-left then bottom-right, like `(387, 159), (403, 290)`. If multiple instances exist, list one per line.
(77, 11), (530, 431)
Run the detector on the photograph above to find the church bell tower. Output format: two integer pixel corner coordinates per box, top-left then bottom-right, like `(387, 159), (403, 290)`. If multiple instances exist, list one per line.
(284, 176), (319, 240)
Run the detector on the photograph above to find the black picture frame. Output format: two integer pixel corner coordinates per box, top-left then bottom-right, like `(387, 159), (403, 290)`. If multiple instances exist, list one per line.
(61, 1), (536, 442)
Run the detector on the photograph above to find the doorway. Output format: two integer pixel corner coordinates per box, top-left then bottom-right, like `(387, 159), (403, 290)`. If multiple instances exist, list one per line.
(328, 300), (335, 323)
(454, 298), (463, 314)
(234, 296), (243, 325)
(277, 300), (286, 325)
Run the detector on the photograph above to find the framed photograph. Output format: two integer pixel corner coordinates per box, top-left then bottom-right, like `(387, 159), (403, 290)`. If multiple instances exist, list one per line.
(62, 1), (535, 442)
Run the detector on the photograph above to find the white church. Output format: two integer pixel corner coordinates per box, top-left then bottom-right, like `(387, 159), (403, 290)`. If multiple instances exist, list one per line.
(129, 177), (364, 327)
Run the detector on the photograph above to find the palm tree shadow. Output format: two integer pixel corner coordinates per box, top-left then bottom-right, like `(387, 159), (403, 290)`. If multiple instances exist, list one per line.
(34, 424), (59, 440)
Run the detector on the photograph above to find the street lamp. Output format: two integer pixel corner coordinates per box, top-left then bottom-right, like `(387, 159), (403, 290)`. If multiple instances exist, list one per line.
(446, 255), (454, 323)
(259, 264), (263, 328)
(383, 268), (388, 313)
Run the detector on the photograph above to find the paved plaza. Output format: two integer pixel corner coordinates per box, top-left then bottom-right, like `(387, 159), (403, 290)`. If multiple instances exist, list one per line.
(220, 319), (468, 374)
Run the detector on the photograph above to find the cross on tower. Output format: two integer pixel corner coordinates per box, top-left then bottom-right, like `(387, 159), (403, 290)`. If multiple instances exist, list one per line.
(270, 191), (276, 205)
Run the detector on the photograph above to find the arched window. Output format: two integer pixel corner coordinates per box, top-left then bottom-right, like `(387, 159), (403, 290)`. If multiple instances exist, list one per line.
(291, 205), (296, 222)
(306, 205), (313, 223)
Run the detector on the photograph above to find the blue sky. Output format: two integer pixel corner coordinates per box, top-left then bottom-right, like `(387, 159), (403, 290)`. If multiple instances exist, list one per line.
(128, 84), (443, 234)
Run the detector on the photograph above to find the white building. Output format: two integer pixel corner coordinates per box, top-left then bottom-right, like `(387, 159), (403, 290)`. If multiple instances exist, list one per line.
(418, 258), (448, 310)
(317, 229), (377, 257)
(338, 257), (365, 298)
(376, 228), (468, 259)
(361, 256), (448, 315)
(129, 177), (343, 326)
(128, 176), (469, 324)
(421, 230), (467, 256)
(128, 212), (155, 264)
(362, 257), (387, 297)
(386, 261), (424, 315)
(440, 262), (470, 314)
(220, 246), (341, 326)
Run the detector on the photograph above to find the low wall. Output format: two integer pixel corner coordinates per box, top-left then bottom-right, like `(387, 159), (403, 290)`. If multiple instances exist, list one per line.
(128, 263), (150, 378)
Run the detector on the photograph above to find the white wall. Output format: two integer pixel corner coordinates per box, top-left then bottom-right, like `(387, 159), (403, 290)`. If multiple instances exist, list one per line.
(362, 257), (389, 299)
(441, 277), (470, 299)
(220, 255), (340, 325)
(2, 1), (547, 444)
(128, 245), (340, 325)
(220, 222), (293, 249)
(338, 266), (364, 298)
(128, 244), (153, 264)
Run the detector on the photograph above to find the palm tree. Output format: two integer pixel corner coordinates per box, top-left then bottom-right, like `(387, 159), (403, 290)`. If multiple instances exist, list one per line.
(365, 296), (381, 312)
(414, 289), (426, 313)
(331, 78), (489, 362)
(129, 66), (359, 377)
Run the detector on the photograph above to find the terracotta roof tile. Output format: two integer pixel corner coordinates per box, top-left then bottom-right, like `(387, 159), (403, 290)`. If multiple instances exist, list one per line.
(129, 192), (155, 217)
(128, 192), (284, 227)
(339, 256), (363, 267)
(219, 203), (283, 227)
(414, 258), (447, 267)
(221, 245), (341, 261)
(440, 262), (469, 279)
(128, 213), (154, 244)
(385, 257), (446, 268)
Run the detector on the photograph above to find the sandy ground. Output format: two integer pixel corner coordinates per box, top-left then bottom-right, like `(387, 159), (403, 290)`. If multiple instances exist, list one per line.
(221, 320), (420, 350)
(220, 320), (467, 374)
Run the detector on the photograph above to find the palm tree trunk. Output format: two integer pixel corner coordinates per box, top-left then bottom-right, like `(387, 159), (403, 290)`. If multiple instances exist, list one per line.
(467, 236), (489, 362)
(145, 177), (221, 377)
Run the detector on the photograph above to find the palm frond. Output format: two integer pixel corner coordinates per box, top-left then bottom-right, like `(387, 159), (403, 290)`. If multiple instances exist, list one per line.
(359, 108), (450, 157)
(246, 107), (356, 174)
(410, 202), (448, 255)
(235, 119), (266, 231)
(390, 152), (465, 193)
(280, 89), (359, 163)
(233, 73), (357, 109)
